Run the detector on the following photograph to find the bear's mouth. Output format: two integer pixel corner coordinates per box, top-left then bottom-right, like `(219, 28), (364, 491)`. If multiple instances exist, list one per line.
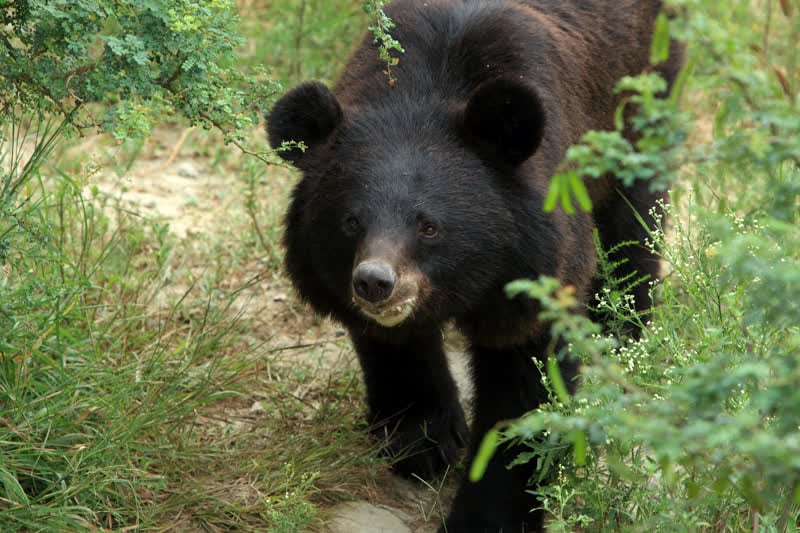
(354, 298), (416, 328)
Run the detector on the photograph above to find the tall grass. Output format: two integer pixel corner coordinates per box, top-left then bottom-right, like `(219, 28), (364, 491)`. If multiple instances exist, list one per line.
(1, 112), (247, 530)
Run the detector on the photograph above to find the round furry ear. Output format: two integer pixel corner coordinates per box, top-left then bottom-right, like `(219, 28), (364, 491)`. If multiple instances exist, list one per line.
(461, 78), (546, 167)
(267, 81), (343, 166)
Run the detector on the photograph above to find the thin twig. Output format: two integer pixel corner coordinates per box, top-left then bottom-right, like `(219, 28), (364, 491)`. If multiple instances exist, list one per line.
(161, 126), (195, 168)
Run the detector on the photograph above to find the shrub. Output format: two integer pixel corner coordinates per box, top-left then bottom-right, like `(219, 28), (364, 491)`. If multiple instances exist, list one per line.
(1, 0), (280, 144)
(481, 1), (800, 530)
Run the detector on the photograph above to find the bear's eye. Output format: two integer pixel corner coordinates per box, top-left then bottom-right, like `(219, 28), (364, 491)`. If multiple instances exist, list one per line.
(343, 215), (360, 234)
(418, 221), (439, 239)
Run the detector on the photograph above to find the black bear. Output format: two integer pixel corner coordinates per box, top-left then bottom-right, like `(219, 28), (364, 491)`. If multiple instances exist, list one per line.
(267, 0), (684, 530)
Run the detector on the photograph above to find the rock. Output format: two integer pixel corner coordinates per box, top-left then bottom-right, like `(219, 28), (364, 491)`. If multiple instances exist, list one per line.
(177, 162), (201, 178)
(248, 401), (265, 414)
(327, 501), (412, 533)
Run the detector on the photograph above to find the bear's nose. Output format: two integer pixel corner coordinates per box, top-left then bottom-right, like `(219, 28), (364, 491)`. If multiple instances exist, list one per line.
(352, 262), (397, 303)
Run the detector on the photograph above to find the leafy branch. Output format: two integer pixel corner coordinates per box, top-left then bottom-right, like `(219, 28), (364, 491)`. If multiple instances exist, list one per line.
(0, 1), (278, 144)
(362, 0), (404, 86)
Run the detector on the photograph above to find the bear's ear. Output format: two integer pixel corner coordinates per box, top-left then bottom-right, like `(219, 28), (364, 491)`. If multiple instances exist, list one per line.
(461, 78), (546, 167)
(267, 81), (343, 166)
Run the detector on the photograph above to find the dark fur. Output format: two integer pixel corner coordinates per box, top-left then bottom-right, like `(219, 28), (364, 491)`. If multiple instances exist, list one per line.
(267, 1), (684, 530)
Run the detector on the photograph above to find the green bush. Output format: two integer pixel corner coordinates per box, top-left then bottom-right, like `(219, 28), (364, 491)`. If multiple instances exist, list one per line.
(487, 1), (800, 530)
(1, 0), (278, 143)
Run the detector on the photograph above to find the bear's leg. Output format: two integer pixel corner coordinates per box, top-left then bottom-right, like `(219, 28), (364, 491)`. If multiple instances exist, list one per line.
(443, 338), (579, 533)
(592, 180), (667, 337)
(351, 330), (468, 480)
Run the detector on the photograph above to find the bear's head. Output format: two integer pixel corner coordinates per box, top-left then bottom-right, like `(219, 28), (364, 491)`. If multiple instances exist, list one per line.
(267, 79), (548, 330)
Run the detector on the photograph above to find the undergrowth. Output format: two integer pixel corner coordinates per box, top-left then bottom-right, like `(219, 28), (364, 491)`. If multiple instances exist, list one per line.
(1, 1), (376, 531)
(491, 1), (800, 531)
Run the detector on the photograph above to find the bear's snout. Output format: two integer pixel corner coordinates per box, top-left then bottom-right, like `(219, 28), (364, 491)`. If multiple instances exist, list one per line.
(350, 259), (423, 328)
(352, 261), (397, 303)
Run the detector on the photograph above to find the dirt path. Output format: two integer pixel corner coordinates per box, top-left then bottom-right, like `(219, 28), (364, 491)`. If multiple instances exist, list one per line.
(85, 131), (471, 532)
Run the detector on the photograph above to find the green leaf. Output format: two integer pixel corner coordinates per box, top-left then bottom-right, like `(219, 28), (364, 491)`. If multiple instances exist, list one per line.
(0, 468), (30, 505)
(470, 428), (500, 482)
(606, 451), (637, 482)
(669, 53), (696, 106)
(614, 99), (626, 130)
(505, 279), (533, 299)
(547, 356), (570, 404)
(567, 170), (593, 212)
(571, 429), (587, 466)
(650, 12), (671, 65)
(543, 174), (561, 212)
(559, 179), (576, 215)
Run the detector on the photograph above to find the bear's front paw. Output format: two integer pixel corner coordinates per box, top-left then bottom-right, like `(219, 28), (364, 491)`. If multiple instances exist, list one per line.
(439, 512), (540, 533)
(440, 481), (545, 533)
(372, 401), (468, 480)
